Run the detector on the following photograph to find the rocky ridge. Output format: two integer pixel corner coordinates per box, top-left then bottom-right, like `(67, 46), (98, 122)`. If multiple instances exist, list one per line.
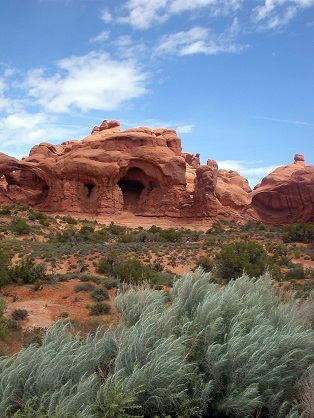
(0, 120), (313, 225)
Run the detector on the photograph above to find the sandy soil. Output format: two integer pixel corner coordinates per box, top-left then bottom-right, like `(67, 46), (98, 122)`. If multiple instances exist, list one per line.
(52, 211), (216, 231)
(2, 279), (117, 331)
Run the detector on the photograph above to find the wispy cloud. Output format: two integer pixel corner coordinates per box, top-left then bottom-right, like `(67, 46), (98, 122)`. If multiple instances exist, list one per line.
(177, 124), (194, 133)
(89, 31), (110, 44)
(112, 35), (148, 59)
(126, 118), (194, 134)
(255, 116), (313, 126)
(156, 20), (249, 56)
(115, 0), (243, 30)
(111, 0), (313, 32)
(100, 8), (113, 23)
(252, 0), (314, 30)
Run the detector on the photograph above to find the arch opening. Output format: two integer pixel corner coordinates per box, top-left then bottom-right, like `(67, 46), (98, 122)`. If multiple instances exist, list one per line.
(85, 183), (95, 197)
(4, 170), (49, 205)
(118, 179), (145, 211)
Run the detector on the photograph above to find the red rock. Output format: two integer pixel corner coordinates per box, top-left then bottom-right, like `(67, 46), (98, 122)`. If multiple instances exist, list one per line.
(216, 170), (251, 209)
(0, 124), (313, 225)
(251, 155), (314, 224)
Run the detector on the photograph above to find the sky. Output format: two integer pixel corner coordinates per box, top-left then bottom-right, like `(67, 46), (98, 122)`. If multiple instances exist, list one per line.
(0, 0), (313, 187)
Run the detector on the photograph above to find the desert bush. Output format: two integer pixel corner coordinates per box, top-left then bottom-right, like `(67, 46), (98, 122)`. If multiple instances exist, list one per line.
(0, 271), (313, 417)
(7, 259), (48, 285)
(107, 222), (126, 235)
(62, 215), (77, 225)
(117, 258), (156, 285)
(0, 298), (5, 318)
(283, 224), (314, 244)
(286, 264), (314, 280)
(91, 286), (110, 302)
(74, 282), (95, 293)
(96, 250), (122, 276)
(0, 206), (12, 216)
(214, 241), (272, 280)
(96, 276), (118, 290)
(195, 255), (213, 272)
(0, 249), (11, 287)
(88, 302), (111, 316)
(9, 217), (31, 235)
(11, 309), (28, 320)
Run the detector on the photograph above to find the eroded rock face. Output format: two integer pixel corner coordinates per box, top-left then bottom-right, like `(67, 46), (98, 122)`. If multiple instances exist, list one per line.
(0, 121), (190, 217)
(0, 122), (313, 224)
(251, 155), (314, 224)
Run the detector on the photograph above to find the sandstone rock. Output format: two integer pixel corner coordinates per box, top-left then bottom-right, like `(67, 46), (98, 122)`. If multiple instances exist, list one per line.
(0, 121), (312, 224)
(251, 156), (314, 224)
(216, 169), (251, 209)
(0, 122), (190, 216)
(294, 153), (305, 165)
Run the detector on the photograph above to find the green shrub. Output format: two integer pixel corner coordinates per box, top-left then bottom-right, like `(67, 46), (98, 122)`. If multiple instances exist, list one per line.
(7, 259), (47, 285)
(74, 282), (95, 292)
(117, 258), (155, 285)
(283, 224), (314, 244)
(11, 309), (28, 320)
(0, 206), (12, 216)
(214, 241), (272, 280)
(108, 222), (126, 235)
(78, 225), (95, 241)
(0, 249), (11, 287)
(99, 277), (119, 289)
(89, 302), (111, 316)
(195, 255), (213, 272)
(96, 250), (122, 276)
(286, 264), (314, 280)
(91, 286), (110, 302)
(0, 298), (6, 318)
(62, 216), (78, 225)
(9, 217), (31, 235)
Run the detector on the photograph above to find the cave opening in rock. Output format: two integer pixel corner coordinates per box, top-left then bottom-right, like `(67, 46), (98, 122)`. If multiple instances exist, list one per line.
(118, 179), (145, 211)
(85, 183), (95, 197)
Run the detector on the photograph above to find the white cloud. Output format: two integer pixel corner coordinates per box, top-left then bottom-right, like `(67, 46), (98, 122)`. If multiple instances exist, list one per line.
(117, 0), (169, 29)
(252, 0), (314, 30)
(0, 78), (10, 111)
(100, 9), (112, 23)
(23, 51), (150, 113)
(0, 111), (81, 149)
(217, 159), (279, 187)
(176, 124), (194, 133)
(89, 31), (110, 44)
(170, 0), (243, 15)
(112, 36), (148, 59)
(0, 53), (150, 152)
(156, 21), (248, 56)
(116, 0), (244, 29)
(0, 69), (23, 113)
(256, 116), (313, 126)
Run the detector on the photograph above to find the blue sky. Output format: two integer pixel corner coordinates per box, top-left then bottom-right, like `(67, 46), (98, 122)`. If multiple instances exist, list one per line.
(0, 0), (313, 187)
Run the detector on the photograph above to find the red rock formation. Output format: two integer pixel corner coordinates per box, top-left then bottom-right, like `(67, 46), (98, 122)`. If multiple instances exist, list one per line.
(0, 122), (313, 225)
(216, 169), (251, 209)
(251, 154), (314, 224)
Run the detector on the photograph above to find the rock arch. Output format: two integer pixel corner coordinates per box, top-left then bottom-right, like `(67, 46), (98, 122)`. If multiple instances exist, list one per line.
(2, 169), (50, 206)
(116, 162), (167, 213)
